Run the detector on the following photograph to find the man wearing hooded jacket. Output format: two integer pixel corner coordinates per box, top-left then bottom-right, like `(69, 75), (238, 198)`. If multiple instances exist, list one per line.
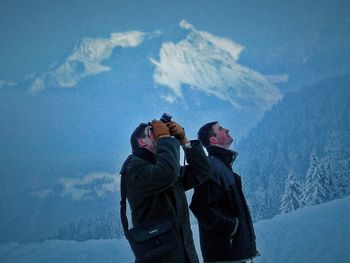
(122, 119), (211, 263)
(190, 121), (258, 263)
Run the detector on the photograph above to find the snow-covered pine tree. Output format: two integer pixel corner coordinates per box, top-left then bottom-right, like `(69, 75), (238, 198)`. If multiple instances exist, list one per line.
(322, 155), (337, 200)
(299, 182), (306, 208)
(254, 189), (270, 221)
(303, 153), (328, 206)
(280, 169), (302, 213)
(324, 129), (350, 198)
(54, 212), (123, 241)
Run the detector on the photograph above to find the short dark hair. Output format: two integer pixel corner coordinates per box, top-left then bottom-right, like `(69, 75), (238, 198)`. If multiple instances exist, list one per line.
(197, 121), (218, 147)
(130, 123), (148, 153)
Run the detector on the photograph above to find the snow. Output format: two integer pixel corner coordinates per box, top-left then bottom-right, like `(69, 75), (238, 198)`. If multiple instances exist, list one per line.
(1, 197), (349, 263)
(0, 239), (133, 263)
(254, 196), (350, 263)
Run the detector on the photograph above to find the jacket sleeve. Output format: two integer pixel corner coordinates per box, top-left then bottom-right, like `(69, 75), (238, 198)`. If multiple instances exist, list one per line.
(127, 137), (180, 197)
(190, 179), (239, 236)
(180, 140), (212, 191)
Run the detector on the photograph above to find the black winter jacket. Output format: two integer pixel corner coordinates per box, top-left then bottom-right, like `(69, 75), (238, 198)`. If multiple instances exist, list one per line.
(124, 137), (211, 263)
(190, 146), (258, 262)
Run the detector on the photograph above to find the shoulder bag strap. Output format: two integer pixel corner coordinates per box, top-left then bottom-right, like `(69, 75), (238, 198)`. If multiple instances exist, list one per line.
(120, 155), (132, 233)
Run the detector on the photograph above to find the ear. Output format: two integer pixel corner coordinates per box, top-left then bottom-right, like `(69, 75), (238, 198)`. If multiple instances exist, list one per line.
(137, 137), (147, 148)
(209, 136), (217, 145)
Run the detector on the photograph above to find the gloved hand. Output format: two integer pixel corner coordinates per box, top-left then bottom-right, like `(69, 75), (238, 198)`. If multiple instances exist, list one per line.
(151, 120), (170, 139)
(167, 121), (188, 145)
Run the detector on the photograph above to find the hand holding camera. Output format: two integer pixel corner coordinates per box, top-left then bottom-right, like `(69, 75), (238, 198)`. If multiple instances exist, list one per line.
(155, 113), (189, 145)
(151, 120), (170, 139)
(167, 121), (184, 137)
(167, 121), (188, 145)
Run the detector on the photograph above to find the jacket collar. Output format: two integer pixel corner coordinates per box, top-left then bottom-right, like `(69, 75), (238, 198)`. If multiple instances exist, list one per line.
(207, 146), (238, 168)
(133, 148), (156, 163)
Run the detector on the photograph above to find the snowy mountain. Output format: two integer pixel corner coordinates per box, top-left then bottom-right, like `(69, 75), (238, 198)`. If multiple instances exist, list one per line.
(1, 196), (349, 263)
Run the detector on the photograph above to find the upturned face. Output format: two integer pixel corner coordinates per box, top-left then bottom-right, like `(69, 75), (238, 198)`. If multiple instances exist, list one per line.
(210, 122), (233, 149)
(138, 124), (157, 153)
(145, 125), (157, 153)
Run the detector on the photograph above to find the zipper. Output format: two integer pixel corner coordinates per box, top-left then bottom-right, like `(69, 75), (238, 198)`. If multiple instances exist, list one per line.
(229, 236), (233, 250)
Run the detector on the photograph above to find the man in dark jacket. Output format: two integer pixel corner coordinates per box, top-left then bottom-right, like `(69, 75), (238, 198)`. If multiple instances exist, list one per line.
(190, 121), (258, 263)
(122, 119), (211, 263)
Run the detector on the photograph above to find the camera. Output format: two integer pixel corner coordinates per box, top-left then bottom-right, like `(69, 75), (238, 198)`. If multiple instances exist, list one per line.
(160, 113), (172, 123)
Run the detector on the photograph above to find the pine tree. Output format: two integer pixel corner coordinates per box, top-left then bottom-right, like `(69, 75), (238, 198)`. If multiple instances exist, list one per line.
(322, 155), (337, 200)
(299, 182), (306, 208)
(54, 212), (123, 241)
(324, 129), (350, 198)
(303, 153), (328, 206)
(280, 169), (302, 213)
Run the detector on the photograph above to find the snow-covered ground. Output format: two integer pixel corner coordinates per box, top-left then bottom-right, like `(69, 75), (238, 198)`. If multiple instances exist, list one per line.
(254, 196), (350, 263)
(1, 197), (349, 263)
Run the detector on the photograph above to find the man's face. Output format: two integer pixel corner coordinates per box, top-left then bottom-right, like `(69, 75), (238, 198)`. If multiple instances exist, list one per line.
(210, 123), (233, 149)
(143, 125), (157, 153)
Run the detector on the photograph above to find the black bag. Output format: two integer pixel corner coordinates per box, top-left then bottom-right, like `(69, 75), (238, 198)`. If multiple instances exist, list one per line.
(120, 156), (179, 262)
(125, 218), (178, 262)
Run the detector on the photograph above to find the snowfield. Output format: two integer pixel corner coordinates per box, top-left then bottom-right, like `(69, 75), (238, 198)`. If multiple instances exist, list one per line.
(1, 197), (349, 263)
(254, 196), (350, 263)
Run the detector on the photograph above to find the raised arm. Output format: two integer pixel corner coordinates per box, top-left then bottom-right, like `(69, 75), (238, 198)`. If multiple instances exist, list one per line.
(127, 137), (181, 197)
(181, 140), (211, 191)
